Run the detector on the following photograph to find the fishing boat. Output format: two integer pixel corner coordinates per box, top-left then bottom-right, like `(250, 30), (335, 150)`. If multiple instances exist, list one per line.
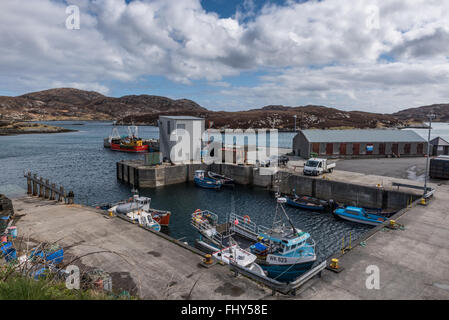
(207, 171), (235, 187)
(333, 206), (387, 226)
(191, 197), (317, 282)
(106, 126), (149, 153)
(110, 137), (149, 153)
(286, 194), (328, 211)
(194, 170), (222, 189)
(243, 197), (317, 282)
(190, 210), (265, 276)
(127, 210), (161, 232)
(107, 193), (171, 226)
(213, 243), (266, 276)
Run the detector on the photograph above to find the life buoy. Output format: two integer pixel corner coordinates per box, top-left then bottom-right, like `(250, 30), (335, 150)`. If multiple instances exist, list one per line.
(243, 215), (251, 224)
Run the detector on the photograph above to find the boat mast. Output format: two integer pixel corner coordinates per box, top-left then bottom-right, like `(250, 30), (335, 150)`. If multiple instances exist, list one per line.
(272, 173), (297, 234)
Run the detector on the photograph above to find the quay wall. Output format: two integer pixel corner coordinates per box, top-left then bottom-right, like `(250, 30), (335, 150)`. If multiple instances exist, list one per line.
(117, 160), (419, 210)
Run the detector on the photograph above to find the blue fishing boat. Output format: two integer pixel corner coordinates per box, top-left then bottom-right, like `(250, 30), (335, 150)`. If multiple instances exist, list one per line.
(194, 170), (222, 189)
(231, 197), (317, 282)
(333, 206), (387, 226)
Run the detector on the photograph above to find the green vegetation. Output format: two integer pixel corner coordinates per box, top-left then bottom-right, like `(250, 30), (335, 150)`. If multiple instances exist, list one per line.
(0, 276), (110, 300)
(0, 264), (135, 300)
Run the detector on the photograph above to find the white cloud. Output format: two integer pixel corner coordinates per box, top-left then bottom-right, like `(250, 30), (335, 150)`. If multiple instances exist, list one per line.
(0, 0), (449, 112)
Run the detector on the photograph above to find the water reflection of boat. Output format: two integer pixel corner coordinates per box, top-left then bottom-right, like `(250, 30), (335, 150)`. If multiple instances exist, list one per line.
(191, 197), (317, 282)
(194, 170), (222, 189)
(107, 194), (171, 227)
(333, 206), (387, 226)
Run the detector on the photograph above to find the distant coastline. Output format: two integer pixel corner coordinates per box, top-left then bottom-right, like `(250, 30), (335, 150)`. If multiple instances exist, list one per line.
(0, 121), (77, 136)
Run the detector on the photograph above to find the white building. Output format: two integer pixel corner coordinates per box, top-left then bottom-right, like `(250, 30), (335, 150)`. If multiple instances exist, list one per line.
(158, 116), (205, 163)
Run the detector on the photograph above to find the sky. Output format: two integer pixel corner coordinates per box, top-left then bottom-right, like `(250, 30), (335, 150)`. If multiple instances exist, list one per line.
(1, 0), (449, 113)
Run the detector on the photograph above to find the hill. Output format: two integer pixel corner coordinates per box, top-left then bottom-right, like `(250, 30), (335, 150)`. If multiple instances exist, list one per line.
(0, 88), (429, 129)
(393, 104), (449, 123)
(0, 88), (206, 121)
(117, 105), (406, 130)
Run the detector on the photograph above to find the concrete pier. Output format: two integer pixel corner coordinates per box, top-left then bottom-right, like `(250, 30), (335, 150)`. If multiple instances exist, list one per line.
(13, 196), (269, 300)
(12, 180), (449, 299)
(117, 160), (428, 210)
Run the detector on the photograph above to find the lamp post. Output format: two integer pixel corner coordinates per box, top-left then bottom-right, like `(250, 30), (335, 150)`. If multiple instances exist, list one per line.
(424, 114), (435, 197)
(294, 115), (297, 132)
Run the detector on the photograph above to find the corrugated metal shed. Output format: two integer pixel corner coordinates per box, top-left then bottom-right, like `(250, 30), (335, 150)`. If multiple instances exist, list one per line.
(430, 137), (449, 146)
(301, 129), (426, 143)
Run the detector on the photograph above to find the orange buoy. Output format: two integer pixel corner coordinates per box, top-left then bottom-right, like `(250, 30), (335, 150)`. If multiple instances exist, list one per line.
(243, 215), (251, 224)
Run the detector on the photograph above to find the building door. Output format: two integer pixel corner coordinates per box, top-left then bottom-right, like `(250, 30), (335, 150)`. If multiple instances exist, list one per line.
(353, 143), (360, 155)
(340, 143), (347, 155)
(417, 143), (424, 155)
(326, 143), (333, 155)
(392, 143), (399, 156)
(312, 143), (320, 154)
(445, 146), (449, 155)
(404, 144), (411, 155)
(379, 143), (386, 155)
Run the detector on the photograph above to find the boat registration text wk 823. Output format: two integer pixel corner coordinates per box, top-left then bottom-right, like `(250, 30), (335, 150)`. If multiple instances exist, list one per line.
(267, 255), (291, 264)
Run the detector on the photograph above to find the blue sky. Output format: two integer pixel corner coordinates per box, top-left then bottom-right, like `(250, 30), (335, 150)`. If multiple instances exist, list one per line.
(1, 0), (449, 113)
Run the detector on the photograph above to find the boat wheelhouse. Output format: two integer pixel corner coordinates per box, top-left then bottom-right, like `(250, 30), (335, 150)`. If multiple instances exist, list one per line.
(108, 193), (171, 226)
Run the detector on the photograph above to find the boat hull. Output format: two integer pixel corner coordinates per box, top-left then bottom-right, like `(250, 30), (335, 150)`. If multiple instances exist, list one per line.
(258, 260), (315, 282)
(286, 197), (325, 211)
(151, 212), (171, 227)
(110, 143), (149, 153)
(333, 211), (385, 226)
(194, 177), (222, 189)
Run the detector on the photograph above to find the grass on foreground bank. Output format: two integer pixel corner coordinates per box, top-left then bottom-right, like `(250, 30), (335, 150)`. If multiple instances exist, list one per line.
(0, 263), (135, 300)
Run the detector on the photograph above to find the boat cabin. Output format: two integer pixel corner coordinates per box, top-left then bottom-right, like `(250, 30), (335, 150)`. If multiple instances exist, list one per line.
(343, 206), (366, 217)
(132, 195), (151, 209)
(257, 229), (313, 256)
(195, 170), (206, 179)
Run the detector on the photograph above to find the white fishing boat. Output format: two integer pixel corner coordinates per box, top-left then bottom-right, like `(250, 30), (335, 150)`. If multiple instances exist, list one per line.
(108, 193), (171, 226)
(212, 243), (265, 276)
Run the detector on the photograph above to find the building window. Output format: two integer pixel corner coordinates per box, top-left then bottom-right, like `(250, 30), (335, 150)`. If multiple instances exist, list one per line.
(167, 121), (171, 135)
(177, 123), (186, 130)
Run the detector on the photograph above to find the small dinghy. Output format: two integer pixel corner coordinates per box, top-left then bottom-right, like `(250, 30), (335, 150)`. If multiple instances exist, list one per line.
(194, 170), (222, 189)
(286, 195), (327, 211)
(207, 171), (234, 187)
(333, 206), (387, 226)
(130, 211), (161, 232)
